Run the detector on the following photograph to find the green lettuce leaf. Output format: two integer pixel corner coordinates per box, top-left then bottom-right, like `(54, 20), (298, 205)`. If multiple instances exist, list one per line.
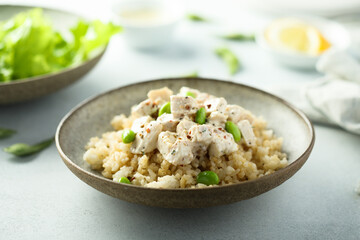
(0, 8), (121, 82)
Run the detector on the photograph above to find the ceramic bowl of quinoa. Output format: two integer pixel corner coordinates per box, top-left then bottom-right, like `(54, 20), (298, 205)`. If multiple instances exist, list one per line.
(56, 78), (315, 208)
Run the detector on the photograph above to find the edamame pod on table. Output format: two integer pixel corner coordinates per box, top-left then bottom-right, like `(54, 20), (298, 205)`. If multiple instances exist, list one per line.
(4, 137), (54, 157)
(187, 14), (208, 22)
(215, 47), (240, 75)
(182, 71), (198, 78)
(0, 127), (16, 139)
(220, 33), (255, 42)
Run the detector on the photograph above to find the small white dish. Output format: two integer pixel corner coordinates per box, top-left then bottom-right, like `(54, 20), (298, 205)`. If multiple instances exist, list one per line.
(257, 15), (351, 69)
(112, 0), (184, 49)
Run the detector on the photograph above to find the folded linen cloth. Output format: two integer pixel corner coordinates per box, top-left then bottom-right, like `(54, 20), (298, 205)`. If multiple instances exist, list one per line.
(268, 50), (360, 135)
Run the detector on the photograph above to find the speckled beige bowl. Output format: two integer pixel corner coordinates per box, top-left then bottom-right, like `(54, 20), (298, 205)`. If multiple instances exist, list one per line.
(56, 78), (315, 208)
(0, 5), (106, 105)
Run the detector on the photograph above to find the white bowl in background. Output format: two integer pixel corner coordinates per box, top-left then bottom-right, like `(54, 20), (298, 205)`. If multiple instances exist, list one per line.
(112, 0), (184, 50)
(256, 16), (351, 69)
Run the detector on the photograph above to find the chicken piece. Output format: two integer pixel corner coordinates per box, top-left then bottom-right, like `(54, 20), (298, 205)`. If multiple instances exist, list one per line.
(131, 116), (153, 133)
(157, 132), (177, 154)
(204, 97), (227, 114)
(237, 120), (256, 147)
(156, 113), (179, 132)
(208, 128), (238, 157)
(207, 111), (227, 127)
(196, 93), (215, 106)
(147, 87), (173, 105)
(131, 99), (159, 117)
(188, 124), (213, 146)
(170, 95), (199, 118)
(226, 105), (255, 123)
(157, 131), (194, 165)
(131, 121), (162, 154)
(176, 118), (196, 136)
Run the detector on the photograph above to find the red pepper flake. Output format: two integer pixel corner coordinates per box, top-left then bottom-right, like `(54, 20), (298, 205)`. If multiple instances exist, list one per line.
(186, 135), (191, 139)
(207, 104), (211, 108)
(131, 177), (135, 181)
(179, 137), (182, 140)
(145, 101), (150, 106)
(218, 128), (222, 130)
(185, 105), (190, 110)
(189, 131), (192, 134)
(146, 128), (150, 133)
(224, 136), (226, 139)
(179, 164), (184, 167)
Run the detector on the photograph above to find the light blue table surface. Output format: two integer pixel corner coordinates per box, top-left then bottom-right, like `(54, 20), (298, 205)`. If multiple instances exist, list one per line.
(1, 1), (359, 239)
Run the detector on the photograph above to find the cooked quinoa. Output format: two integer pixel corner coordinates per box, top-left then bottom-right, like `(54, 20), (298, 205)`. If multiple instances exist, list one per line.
(83, 87), (288, 188)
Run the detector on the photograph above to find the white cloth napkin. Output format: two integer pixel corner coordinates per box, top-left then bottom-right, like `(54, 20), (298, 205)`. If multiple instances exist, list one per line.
(268, 50), (360, 135)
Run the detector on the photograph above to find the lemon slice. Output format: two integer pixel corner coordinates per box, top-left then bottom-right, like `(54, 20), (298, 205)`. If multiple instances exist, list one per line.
(265, 18), (331, 56)
(317, 30), (332, 53)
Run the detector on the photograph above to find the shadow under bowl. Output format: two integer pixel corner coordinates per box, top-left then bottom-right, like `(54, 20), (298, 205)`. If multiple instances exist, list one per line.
(56, 78), (315, 208)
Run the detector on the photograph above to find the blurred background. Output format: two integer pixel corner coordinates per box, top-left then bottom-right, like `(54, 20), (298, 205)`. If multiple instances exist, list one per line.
(1, 0), (360, 239)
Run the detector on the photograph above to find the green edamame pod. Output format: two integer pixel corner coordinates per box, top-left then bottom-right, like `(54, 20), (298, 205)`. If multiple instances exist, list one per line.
(220, 33), (255, 42)
(4, 137), (54, 157)
(0, 127), (16, 139)
(187, 14), (208, 22)
(215, 47), (240, 75)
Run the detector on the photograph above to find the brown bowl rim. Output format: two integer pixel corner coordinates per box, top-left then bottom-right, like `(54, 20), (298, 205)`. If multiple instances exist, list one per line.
(55, 77), (315, 192)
